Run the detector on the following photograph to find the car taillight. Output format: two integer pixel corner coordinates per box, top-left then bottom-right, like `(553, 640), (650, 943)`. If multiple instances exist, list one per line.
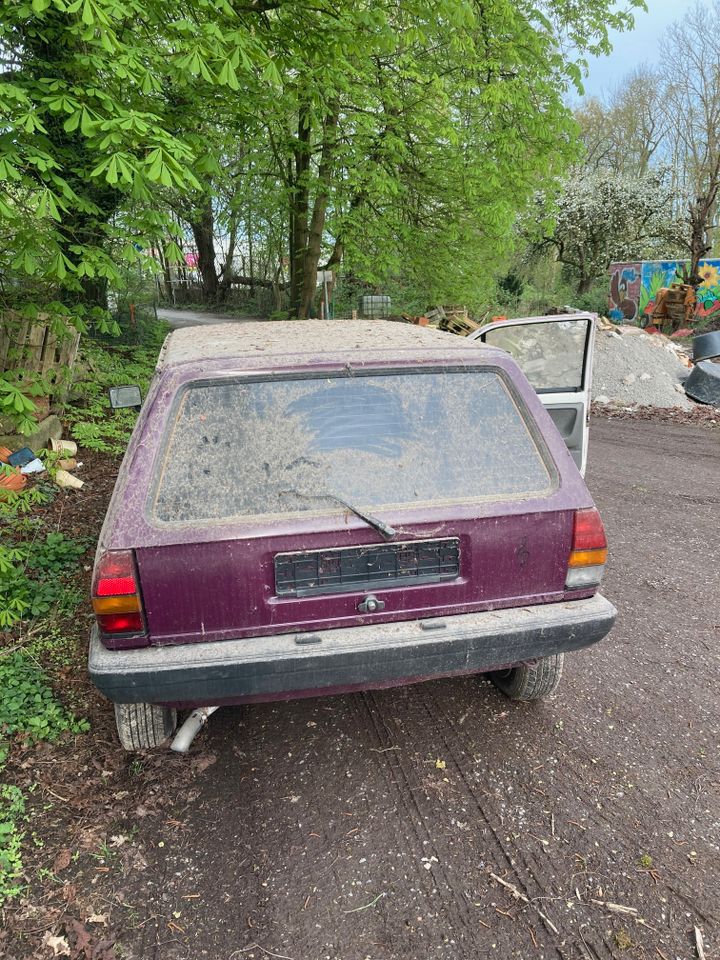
(565, 508), (607, 590)
(92, 550), (146, 638)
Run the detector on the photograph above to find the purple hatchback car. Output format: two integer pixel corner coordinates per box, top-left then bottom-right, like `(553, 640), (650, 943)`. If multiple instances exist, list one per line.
(89, 318), (615, 751)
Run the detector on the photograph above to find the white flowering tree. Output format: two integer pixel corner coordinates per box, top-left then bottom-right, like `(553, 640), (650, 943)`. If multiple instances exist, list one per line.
(530, 167), (678, 294)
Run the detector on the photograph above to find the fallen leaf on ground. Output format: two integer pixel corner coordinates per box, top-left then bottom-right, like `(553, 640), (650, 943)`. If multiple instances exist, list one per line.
(435, 759), (446, 770)
(53, 849), (72, 873)
(67, 918), (92, 958)
(43, 932), (70, 956)
(192, 753), (217, 773)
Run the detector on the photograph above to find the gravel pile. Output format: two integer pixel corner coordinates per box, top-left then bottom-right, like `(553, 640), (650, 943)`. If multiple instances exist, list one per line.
(592, 327), (694, 410)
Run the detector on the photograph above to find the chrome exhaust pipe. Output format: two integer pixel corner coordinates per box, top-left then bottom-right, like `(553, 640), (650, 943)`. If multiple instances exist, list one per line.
(170, 706), (220, 753)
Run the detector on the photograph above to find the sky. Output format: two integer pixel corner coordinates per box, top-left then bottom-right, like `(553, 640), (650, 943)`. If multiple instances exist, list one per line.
(581, 0), (697, 100)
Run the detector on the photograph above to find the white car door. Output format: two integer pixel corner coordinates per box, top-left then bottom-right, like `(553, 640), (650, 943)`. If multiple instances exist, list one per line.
(467, 313), (596, 475)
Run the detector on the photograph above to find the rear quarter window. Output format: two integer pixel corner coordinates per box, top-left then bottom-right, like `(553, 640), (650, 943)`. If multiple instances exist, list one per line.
(151, 368), (556, 524)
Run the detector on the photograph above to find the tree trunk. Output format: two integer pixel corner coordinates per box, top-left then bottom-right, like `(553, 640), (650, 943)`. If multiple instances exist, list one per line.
(322, 237), (344, 271)
(289, 106), (311, 315)
(576, 274), (593, 295)
(298, 111), (339, 320)
(158, 241), (174, 302)
(218, 211), (239, 303)
(688, 187), (717, 277)
(190, 196), (219, 304)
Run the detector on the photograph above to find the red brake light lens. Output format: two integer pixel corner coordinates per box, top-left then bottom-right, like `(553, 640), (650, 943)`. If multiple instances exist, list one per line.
(97, 613), (144, 634)
(572, 508), (608, 552)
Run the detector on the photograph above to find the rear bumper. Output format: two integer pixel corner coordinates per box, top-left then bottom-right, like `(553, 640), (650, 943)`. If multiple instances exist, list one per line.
(89, 594), (616, 706)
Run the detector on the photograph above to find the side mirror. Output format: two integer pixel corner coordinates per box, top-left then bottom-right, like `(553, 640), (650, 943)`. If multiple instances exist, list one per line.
(109, 385), (142, 410)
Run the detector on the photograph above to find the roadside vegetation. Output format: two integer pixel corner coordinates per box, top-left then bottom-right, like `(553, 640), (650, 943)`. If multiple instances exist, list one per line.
(0, 315), (167, 908)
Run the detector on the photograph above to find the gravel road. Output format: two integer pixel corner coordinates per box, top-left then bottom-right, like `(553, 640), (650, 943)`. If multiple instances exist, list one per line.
(117, 418), (719, 960)
(157, 307), (259, 328)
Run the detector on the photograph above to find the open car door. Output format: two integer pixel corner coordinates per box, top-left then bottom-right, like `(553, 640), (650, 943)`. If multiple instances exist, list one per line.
(468, 313), (595, 475)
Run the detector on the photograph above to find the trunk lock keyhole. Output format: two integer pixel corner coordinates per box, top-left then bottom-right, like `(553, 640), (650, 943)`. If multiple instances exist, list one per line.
(358, 595), (385, 614)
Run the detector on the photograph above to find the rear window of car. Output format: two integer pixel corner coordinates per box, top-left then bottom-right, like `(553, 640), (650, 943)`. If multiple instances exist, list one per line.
(151, 369), (556, 524)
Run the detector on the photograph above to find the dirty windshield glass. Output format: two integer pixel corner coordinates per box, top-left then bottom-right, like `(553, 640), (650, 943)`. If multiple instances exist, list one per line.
(152, 371), (554, 523)
(482, 319), (589, 392)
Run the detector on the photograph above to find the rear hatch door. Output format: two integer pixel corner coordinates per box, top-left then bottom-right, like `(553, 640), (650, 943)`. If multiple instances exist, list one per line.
(133, 362), (590, 644)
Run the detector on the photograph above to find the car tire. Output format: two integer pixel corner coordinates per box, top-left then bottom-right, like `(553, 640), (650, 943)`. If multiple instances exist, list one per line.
(114, 702), (177, 750)
(489, 653), (564, 701)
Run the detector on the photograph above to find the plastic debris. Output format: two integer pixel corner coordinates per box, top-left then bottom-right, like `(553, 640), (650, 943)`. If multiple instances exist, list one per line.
(20, 458), (45, 474)
(55, 469), (84, 490)
(8, 446), (35, 468)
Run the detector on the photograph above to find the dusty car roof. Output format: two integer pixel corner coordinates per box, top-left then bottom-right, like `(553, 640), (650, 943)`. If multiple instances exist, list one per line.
(158, 319), (492, 369)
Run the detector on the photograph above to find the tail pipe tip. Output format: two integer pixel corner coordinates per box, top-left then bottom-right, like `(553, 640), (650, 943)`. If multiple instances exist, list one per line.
(170, 706), (220, 754)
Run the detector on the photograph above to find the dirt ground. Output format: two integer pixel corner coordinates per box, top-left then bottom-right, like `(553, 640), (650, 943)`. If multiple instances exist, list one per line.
(3, 417), (719, 960)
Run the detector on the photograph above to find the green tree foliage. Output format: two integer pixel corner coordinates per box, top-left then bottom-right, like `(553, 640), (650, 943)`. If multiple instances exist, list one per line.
(0, 0), (274, 306)
(1, 0), (643, 326)
(154, 1), (645, 316)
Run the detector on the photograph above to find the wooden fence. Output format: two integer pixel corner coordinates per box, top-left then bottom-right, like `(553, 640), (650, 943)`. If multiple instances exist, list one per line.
(0, 315), (80, 379)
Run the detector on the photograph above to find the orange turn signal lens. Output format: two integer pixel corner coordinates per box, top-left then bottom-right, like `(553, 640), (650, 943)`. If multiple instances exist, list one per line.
(92, 594), (141, 615)
(568, 547), (608, 568)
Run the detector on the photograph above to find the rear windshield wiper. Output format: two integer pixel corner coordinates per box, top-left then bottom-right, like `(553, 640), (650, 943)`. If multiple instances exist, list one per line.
(279, 488), (397, 540)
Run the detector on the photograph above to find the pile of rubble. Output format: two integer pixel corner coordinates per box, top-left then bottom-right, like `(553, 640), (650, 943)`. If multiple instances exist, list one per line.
(593, 319), (720, 412)
(592, 321), (695, 410)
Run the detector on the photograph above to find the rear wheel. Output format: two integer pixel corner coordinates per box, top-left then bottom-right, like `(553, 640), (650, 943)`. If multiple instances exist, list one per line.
(114, 702), (177, 750)
(489, 653), (564, 701)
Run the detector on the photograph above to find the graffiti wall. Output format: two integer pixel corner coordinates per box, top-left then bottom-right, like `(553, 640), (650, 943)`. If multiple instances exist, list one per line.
(608, 259), (720, 325)
(608, 262), (641, 323)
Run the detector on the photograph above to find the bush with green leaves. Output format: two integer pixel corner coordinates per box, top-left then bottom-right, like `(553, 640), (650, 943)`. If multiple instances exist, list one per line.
(0, 652), (89, 757)
(0, 532), (87, 629)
